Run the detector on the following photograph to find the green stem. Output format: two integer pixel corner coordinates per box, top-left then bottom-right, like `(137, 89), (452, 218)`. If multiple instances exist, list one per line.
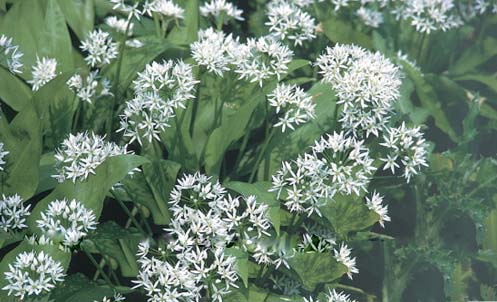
(85, 251), (114, 288)
(111, 191), (147, 235)
(153, 13), (161, 38)
(249, 127), (275, 183)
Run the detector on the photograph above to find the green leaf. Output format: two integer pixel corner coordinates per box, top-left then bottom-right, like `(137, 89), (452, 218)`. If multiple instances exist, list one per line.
(41, 0), (74, 72)
(225, 181), (281, 235)
(81, 221), (143, 277)
(449, 37), (497, 75)
(321, 18), (373, 49)
(319, 194), (379, 236)
(0, 67), (32, 111)
(288, 252), (348, 291)
(224, 285), (271, 302)
(57, 0), (94, 41)
(50, 273), (115, 302)
(402, 62), (459, 142)
(225, 247), (249, 288)
(0, 105), (42, 199)
(142, 159), (181, 224)
(27, 154), (148, 232)
(167, 0), (199, 45)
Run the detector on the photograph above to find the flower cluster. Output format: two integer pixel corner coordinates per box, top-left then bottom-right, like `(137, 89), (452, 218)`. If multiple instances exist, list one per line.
(235, 36), (293, 86)
(0, 194), (30, 233)
(200, 0), (244, 24)
(191, 28), (239, 76)
(143, 0), (184, 20)
(80, 29), (119, 67)
(134, 172), (271, 302)
(380, 122), (429, 182)
(105, 16), (133, 35)
(95, 293), (126, 302)
(316, 44), (401, 137)
(36, 198), (97, 248)
(28, 56), (58, 91)
(0, 142), (8, 171)
(118, 60), (198, 144)
(365, 191), (390, 227)
(3, 250), (65, 299)
(356, 6), (384, 28)
(53, 132), (130, 183)
(0, 34), (23, 73)
(266, 1), (316, 46)
(304, 289), (358, 302)
(67, 71), (112, 103)
(334, 243), (358, 279)
(268, 83), (316, 132)
(271, 131), (376, 215)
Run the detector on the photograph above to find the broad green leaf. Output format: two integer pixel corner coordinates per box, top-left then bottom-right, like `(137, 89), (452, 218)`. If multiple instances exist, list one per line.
(142, 159), (181, 224)
(225, 247), (249, 288)
(288, 252), (348, 291)
(453, 73), (497, 96)
(57, 0), (94, 41)
(321, 19), (373, 49)
(50, 273), (115, 302)
(449, 37), (497, 75)
(0, 230), (26, 249)
(224, 285), (271, 302)
(225, 181), (281, 235)
(27, 154), (148, 232)
(0, 67), (32, 111)
(40, 0), (74, 72)
(319, 194), (379, 236)
(402, 63), (459, 142)
(167, 0), (199, 45)
(81, 221), (143, 277)
(0, 106), (42, 199)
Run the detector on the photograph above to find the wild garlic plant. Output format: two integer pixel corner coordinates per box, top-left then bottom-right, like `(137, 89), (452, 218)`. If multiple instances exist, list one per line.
(2, 0), (496, 301)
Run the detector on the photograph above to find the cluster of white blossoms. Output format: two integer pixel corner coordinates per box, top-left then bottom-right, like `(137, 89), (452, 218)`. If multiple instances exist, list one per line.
(67, 71), (112, 103)
(0, 142), (8, 171)
(266, 1), (316, 46)
(134, 172), (271, 302)
(3, 250), (65, 300)
(365, 191), (390, 227)
(200, 0), (244, 23)
(268, 83), (316, 132)
(316, 44), (401, 137)
(191, 28), (240, 76)
(28, 56), (58, 91)
(304, 289), (358, 302)
(235, 36), (293, 87)
(80, 29), (119, 68)
(36, 198), (97, 248)
(143, 0), (185, 19)
(334, 243), (358, 279)
(0, 194), (31, 233)
(271, 132), (376, 215)
(380, 122), (429, 182)
(95, 293), (126, 302)
(53, 132), (130, 183)
(356, 6), (384, 28)
(118, 60), (198, 144)
(0, 34), (23, 73)
(105, 16), (134, 35)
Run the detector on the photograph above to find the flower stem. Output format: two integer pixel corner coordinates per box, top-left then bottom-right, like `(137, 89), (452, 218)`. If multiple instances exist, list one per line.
(85, 251), (114, 288)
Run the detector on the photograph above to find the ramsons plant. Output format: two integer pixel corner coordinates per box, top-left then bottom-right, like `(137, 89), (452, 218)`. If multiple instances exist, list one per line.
(0, 0), (496, 302)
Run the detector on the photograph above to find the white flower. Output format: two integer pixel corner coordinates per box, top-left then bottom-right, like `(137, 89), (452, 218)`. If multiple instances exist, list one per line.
(118, 60), (198, 144)
(380, 122), (429, 182)
(235, 36), (293, 87)
(0, 34), (23, 74)
(316, 44), (401, 137)
(334, 243), (358, 279)
(105, 16), (133, 35)
(67, 71), (111, 103)
(95, 293), (126, 302)
(53, 131), (131, 183)
(3, 250), (65, 299)
(266, 1), (316, 46)
(126, 39), (144, 48)
(365, 192), (390, 227)
(28, 56), (58, 91)
(270, 274), (301, 296)
(0, 194), (31, 232)
(80, 29), (119, 67)
(191, 28), (240, 76)
(144, 0), (184, 19)
(356, 7), (383, 28)
(0, 142), (9, 171)
(325, 289), (358, 302)
(200, 0), (244, 23)
(109, 0), (143, 19)
(36, 198), (97, 248)
(268, 83), (316, 132)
